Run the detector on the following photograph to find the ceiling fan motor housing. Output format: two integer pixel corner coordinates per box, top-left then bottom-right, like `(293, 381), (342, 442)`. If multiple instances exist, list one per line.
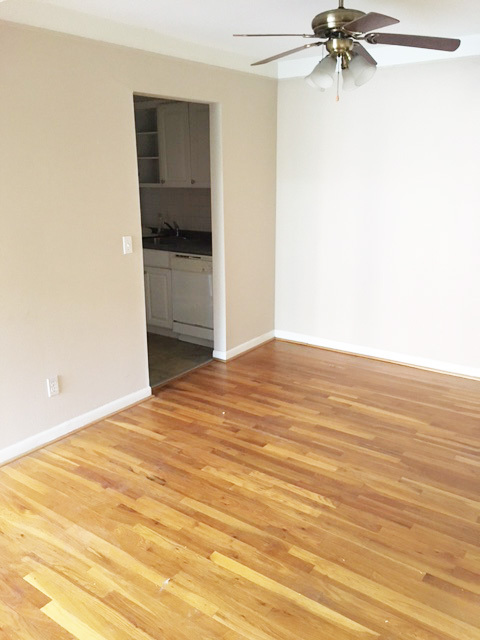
(326, 37), (354, 58)
(311, 8), (365, 37)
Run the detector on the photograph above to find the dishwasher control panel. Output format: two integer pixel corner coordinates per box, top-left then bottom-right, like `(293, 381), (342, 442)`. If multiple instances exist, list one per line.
(171, 254), (212, 274)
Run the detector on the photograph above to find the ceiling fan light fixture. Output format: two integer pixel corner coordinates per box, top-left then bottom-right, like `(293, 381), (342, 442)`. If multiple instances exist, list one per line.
(242, 0), (461, 97)
(348, 51), (376, 86)
(304, 55), (337, 90)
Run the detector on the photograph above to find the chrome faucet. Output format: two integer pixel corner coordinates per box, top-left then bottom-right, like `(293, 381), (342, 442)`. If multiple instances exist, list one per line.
(164, 221), (181, 237)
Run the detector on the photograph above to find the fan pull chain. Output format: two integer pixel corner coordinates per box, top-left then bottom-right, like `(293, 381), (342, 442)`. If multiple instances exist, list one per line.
(335, 56), (341, 102)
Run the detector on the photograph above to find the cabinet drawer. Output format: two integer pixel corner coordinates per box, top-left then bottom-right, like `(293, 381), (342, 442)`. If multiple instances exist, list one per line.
(143, 249), (170, 268)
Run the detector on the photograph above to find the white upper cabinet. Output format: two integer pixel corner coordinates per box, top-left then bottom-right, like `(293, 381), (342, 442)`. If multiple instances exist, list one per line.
(135, 100), (211, 189)
(188, 103), (211, 188)
(157, 102), (192, 188)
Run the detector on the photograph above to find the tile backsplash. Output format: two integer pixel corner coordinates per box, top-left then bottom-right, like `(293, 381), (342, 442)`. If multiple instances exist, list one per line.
(140, 187), (211, 232)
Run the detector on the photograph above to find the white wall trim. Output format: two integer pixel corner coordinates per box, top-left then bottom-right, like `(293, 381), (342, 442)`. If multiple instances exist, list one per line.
(210, 102), (227, 357)
(275, 330), (480, 380)
(213, 330), (275, 361)
(0, 387), (152, 466)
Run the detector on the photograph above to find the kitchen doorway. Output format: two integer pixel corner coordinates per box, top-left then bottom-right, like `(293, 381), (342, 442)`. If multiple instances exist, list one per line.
(133, 95), (217, 388)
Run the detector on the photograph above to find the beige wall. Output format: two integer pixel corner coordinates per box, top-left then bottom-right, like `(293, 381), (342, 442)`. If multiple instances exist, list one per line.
(0, 22), (277, 450)
(276, 57), (480, 377)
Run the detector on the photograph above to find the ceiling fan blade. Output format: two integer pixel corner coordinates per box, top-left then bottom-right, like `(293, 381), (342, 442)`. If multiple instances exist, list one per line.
(234, 33), (316, 38)
(251, 42), (322, 66)
(344, 12), (399, 34)
(366, 32), (461, 52)
(353, 43), (377, 66)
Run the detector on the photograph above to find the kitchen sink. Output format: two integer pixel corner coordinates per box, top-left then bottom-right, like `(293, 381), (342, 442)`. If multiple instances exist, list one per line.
(142, 231), (212, 255)
(144, 236), (209, 248)
(144, 235), (202, 245)
(146, 236), (175, 246)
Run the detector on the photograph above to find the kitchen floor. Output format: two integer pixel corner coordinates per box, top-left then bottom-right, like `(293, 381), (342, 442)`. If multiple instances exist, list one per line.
(147, 333), (213, 388)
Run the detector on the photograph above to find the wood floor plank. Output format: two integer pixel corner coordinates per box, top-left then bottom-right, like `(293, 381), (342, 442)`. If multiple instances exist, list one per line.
(0, 341), (479, 639)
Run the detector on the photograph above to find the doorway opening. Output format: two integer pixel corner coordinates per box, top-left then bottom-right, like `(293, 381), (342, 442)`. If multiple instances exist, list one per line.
(133, 95), (216, 387)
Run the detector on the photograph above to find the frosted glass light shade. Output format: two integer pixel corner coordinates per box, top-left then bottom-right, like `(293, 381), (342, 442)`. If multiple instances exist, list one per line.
(305, 75), (325, 91)
(305, 55), (337, 90)
(342, 67), (358, 91)
(348, 52), (376, 87)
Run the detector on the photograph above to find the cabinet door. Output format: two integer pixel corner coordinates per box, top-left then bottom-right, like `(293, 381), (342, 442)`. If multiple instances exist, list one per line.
(188, 103), (211, 188)
(144, 267), (172, 329)
(157, 103), (191, 187)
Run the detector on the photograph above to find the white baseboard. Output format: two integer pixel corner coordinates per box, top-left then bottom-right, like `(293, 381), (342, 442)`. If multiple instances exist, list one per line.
(146, 325), (177, 338)
(275, 330), (480, 380)
(0, 387), (152, 466)
(173, 322), (213, 341)
(213, 330), (275, 361)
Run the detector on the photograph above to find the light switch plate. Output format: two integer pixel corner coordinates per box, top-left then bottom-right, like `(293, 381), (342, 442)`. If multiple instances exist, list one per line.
(122, 236), (133, 255)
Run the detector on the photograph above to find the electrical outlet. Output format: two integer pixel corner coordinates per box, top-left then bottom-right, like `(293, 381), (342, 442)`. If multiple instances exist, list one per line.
(122, 236), (133, 255)
(46, 376), (60, 398)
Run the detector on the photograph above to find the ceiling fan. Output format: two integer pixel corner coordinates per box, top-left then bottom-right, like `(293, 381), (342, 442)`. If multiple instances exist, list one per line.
(234, 1), (461, 93)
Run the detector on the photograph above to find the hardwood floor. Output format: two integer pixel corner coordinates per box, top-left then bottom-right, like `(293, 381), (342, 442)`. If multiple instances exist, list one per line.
(0, 341), (479, 639)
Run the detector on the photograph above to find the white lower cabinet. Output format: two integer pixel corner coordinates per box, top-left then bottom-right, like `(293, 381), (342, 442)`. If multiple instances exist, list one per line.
(144, 266), (172, 329)
(143, 249), (212, 345)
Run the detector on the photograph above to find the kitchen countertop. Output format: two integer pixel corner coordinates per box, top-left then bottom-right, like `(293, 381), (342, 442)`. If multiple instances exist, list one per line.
(142, 231), (212, 256)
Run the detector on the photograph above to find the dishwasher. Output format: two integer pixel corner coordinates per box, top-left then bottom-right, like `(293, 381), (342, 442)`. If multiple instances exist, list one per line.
(171, 253), (213, 344)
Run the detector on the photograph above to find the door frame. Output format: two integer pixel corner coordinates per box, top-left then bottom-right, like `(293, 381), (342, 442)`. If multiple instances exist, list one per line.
(133, 94), (226, 380)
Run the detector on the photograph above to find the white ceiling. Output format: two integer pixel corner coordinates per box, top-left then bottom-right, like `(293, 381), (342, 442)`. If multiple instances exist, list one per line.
(1, 0), (479, 76)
